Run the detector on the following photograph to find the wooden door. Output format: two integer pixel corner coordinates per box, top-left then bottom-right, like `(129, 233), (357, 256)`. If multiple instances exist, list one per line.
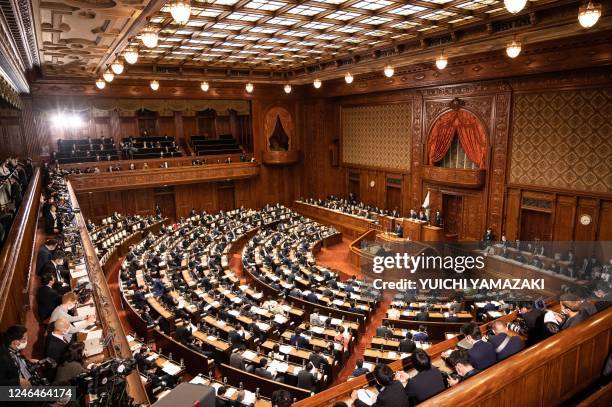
(520, 209), (552, 241)
(386, 186), (401, 213)
(217, 182), (235, 211)
(155, 192), (176, 222)
(443, 194), (463, 238)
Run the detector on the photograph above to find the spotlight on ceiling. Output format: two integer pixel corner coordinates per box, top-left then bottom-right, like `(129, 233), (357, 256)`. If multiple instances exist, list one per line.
(141, 27), (158, 49)
(506, 39), (522, 58)
(124, 49), (139, 65)
(384, 65), (394, 78)
(344, 73), (353, 84)
(245, 82), (254, 93)
(169, 0), (191, 25)
(578, 1), (602, 28)
(504, 0), (527, 14)
(284, 84), (292, 94)
(111, 59), (124, 75)
(200, 81), (209, 92)
(95, 78), (106, 90)
(103, 69), (114, 82)
(435, 54), (448, 70)
(313, 78), (322, 89)
(150, 80), (159, 91)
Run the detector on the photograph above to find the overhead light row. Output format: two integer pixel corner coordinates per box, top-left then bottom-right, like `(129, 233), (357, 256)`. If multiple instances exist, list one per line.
(95, 79), (295, 94)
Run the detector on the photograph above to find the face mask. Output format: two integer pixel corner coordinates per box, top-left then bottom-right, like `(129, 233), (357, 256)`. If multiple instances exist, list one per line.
(16, 340), (27, 350)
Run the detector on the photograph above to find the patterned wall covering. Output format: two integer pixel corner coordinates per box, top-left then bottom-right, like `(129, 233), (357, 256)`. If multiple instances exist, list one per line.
(341, 103), (412, 171)
(510, 89), (612, 192)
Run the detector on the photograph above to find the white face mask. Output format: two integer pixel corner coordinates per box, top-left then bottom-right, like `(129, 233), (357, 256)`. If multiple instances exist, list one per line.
(16, 340), (27, 350)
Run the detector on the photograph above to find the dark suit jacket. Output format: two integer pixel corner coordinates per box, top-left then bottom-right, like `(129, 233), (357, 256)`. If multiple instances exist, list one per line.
(488, 333), (525, 361)
(229, 352), (246, 371)
(44, 212), (61, 234)
(0, 346), (20, 386)
(254, 367), (273, 380)
(467, 340), (497, 370)
(404, 367), (445, 403)
(290, 334), (309, 348)
(376, 326), (392, 337)
(46, 334), (69, 363)
(228, 330), (246, 348)
(416, 312), (429, 321)
(309, 353), (326, 369)
(562, 312), (588, 330)
(398, 339), (416, 353)
(352, 367), (369, 377)
(297, 370), (316, 391)
(37, 285), (62, 321)
(355, 380), (409, 407)
(36, 246), (53, 275)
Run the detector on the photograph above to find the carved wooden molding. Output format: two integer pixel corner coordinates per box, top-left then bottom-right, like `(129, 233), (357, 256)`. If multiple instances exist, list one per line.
(421, 166), (486, 189)
(68, 162), (261, 192)
(264, 106), (294, 152)
(262, 150), (301, 166)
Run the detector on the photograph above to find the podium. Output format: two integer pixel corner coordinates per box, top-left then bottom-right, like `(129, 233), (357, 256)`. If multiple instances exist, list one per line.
(379, 215), (396, 232)
(401, 219), (443, 241)
(422, 225), (443, 241)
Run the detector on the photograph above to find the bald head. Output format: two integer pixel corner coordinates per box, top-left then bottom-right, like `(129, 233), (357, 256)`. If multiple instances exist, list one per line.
(491, 321), (507, 334)
(54, 318), (70, 334)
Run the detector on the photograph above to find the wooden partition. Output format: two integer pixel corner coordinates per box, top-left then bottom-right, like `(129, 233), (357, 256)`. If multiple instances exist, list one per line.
(0, 168), (40, 330)
(349, 229), (377, 267)
(66, 181), (149, 404)
(294, 308), (612, 407)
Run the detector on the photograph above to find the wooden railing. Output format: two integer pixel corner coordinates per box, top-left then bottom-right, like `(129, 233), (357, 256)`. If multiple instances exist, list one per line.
(293, 308), (612, 407)
(0, 168), (41, 331)
(348, 229), (377, 268)
(66, 181), (149, 404)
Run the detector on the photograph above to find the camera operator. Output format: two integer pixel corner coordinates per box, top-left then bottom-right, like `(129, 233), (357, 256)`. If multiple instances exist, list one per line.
(0, 325), (34, 387)
(488, 321), (525, 361)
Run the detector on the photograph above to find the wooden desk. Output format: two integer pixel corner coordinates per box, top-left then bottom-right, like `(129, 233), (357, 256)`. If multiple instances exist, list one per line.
(293, 201), (375, 238)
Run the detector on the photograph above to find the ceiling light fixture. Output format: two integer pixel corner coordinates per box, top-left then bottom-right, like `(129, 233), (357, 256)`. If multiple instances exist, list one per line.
(245, 82), (254, 93)
(284, 84), (292, 94)
(578, 1), (602, 28)
(504, 0), (527, 14)
(111, 59), (124, 75)
(435, 54), (448, 70)
(124, 49), (139, 65)
(344, 73), (353, 84)
(150, 80), (159, 91)
(200, 81), (209, 92)
(169, 0), (191, 25)
(103, 69), (114, 82)
(506, 39), (522, 58)
(384, 65), (394, 78)
(95, 78), (106, 90)
(141, 27), (159, 49)
(313, 78), (322, 89)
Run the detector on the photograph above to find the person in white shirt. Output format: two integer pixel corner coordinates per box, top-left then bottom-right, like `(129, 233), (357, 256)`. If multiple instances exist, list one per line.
(49, 293), (95, 341)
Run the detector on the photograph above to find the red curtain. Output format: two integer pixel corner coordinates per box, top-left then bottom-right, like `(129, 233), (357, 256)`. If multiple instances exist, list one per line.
(428, 110), (487, 168)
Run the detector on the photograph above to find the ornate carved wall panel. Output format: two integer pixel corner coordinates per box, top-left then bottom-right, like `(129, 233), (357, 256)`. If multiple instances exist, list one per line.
(509, 88), (612, 193)
(341, 102), (412, 172)
(264, 106), (293, 152)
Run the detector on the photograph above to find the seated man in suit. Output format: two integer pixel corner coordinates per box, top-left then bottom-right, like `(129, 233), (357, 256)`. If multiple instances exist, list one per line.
(290, 328), (310, 348)
(351, 358), (369, 377)
(216, 385), (242, 407)
(297, 362), (318, 392)
(557, 293), (589, 330)
(416, 307), (429, 321)
(413, 325), (429, 343)
(308, 346), (327, 370)
(229, 346), (253, 373)
(398, 349), (445, 403)
(46, 318), (72, 364)
(351, 363), (409, 407)
(488, 321), (525, 361)
(399, 332), (416, 353)
(375, 321), (392, 338)
(445, 310), (459, 322)
(310, 308), (324, 327)
(36, 239), (57, 276)
(0, 325), (33, 387)
(518, 301), (545, 346)
(446, 349), (480, 386)
(42, 251), (70, 288)
(394, 224), (403, 238)
(173, 321), (193, 345)
(460, 322), (497, 370)
(36, 273), (63, 321)
(228, 324), (247, 349)
(271, 389), (292, 407)
(253, 358), (275, 380)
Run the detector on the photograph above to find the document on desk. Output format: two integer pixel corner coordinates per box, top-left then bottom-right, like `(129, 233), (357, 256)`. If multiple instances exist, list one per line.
(189, 376), (207, 385)
(86, 329), (103, 341)
(279, 345), (293, 354)
(73, 320), (95, 332)
(76, 305), (95, 318)
(357, 389), (378, 406)
(83, 338), (104, 357)
(242, 391), (256, 405)
(161, 361), (181, 376)
(274, 314), (288, 324)
(242, 350), (257, 360)
(146, 354), (158, 362)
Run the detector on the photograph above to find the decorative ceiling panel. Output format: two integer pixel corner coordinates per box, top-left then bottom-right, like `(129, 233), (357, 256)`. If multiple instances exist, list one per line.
(125, 0), (546, 71)
(34, 0), (151, 76)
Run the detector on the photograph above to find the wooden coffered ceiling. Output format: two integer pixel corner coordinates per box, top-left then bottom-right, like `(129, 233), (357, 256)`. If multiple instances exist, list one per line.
(1, 0), (609, 87)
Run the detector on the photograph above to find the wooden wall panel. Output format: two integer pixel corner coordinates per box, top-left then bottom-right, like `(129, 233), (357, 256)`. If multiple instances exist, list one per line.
(158, 117), (176, 137)
(120, 118), (138, 138)
(553, 195), (577, 241)
(504, 188), (521, 239)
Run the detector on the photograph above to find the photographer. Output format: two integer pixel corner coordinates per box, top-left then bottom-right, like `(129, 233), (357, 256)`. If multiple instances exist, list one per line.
(53, 342), (88, 385)
(0, 325), (33, 387)
(488, 321), (525, 361)
(446, 349), (480, 386)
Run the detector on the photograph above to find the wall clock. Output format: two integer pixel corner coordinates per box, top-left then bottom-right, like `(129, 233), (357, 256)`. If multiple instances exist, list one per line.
(579, 214), (592, 226)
